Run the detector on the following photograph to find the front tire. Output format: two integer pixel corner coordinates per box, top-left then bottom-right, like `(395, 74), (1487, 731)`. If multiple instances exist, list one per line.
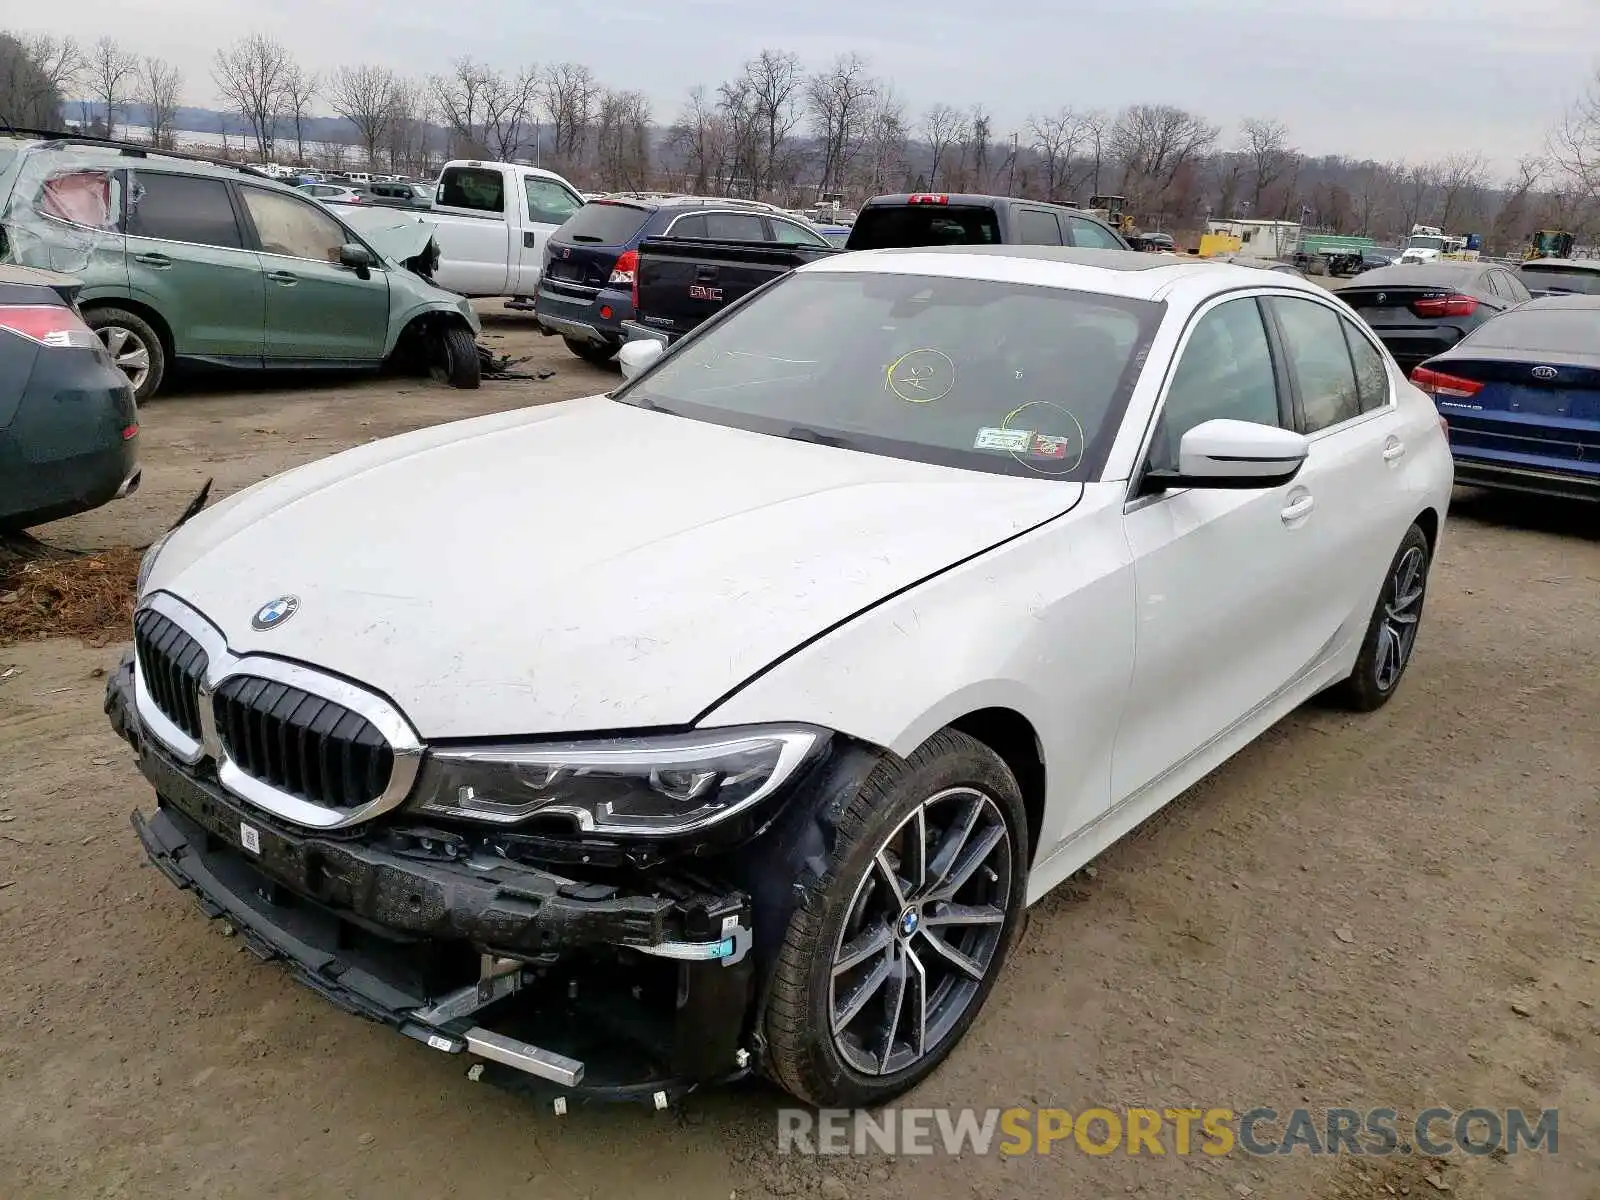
(1327, 523), (1431, 712)
(763, 730), (1029, 1107)
(428, 323), (481, 389)
(84, 307), (165, 401)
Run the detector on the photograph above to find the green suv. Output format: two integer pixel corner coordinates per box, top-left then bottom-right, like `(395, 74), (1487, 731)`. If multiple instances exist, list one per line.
(0, 132), (481, 400)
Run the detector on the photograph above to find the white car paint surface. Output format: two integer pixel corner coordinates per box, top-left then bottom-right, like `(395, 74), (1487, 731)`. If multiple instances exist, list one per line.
(140, 246), (1454, 908)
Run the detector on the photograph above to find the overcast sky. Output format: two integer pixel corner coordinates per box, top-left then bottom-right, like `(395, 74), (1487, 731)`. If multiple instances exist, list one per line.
(30, 0), (1600, 174)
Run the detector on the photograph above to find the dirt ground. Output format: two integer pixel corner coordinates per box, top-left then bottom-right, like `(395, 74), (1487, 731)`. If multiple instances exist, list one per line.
(1, 306), (1596, 1199)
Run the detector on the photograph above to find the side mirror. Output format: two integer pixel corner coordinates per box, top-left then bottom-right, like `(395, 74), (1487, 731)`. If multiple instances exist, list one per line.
(617, 337), (665, 381)
(1146, 419), (1308, 491)
(338, 243), (374, 278)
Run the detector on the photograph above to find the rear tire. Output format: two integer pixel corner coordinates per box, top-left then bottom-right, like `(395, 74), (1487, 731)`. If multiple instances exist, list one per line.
(83, 307), (165, 401)
(762, 730), (1029, 1107)
(1326, 523), (1431, 712)
(428, 323), (481, 389)
(563, 336), (617, 368)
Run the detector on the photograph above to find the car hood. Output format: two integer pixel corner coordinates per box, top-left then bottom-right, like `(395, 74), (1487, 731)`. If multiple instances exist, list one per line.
(341, 207), (438, 264)
(148, 397), (1080, 738)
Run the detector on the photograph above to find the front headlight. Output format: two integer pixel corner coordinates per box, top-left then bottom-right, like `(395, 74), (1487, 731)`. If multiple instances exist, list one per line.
(411, 725), (827, 837)
(135, 530), (172, 596)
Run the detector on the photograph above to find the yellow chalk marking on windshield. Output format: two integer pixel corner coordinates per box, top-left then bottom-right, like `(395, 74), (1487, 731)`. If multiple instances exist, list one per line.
(886, 348), (956, 403)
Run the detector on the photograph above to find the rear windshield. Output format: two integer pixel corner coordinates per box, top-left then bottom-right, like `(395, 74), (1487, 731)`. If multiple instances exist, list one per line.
(846, 205), (1002, 250)
(1517, 266), (1600, 296)
(616, 270), (1164, 482)
(1469, 308), (1600, 353)
(557, 200), (651, 244)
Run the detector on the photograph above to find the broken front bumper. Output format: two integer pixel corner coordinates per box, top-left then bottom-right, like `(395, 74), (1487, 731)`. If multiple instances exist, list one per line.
(106, 652), (757, 1105)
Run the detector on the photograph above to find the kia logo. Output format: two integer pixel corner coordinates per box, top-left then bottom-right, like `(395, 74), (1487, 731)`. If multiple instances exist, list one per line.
(1532, 365), (1558, 381)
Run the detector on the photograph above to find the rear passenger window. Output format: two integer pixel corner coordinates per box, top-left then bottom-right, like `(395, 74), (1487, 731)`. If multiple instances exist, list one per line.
(1067, 216), (1123, 250)
(1148, 298), (1280, 473)
(1268, 298), (1362, 432)
(668, 213), (707, 238)
(1343, 322), (1390, 412)
(35, 168), (123, 231)
(704, 212), (765, 241)
(437, 167), (505, 214)
(126, 173), (243, 249)
(1016, 209), (1062, 245)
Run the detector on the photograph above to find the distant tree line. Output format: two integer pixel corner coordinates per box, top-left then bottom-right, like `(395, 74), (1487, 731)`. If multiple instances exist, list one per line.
(5, 28), (1600, 252)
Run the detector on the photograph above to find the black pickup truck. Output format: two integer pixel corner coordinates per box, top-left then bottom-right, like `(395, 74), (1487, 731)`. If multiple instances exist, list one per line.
(624, 192), (1132, 345)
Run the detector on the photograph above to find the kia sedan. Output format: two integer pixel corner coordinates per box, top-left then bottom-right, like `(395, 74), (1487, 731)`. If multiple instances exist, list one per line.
(108, 246), (1453, 1110)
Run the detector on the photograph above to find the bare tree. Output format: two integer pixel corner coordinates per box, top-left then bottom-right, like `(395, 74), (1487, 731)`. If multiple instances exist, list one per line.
(327, 64), (398, 167)
(1083, 109), (1112, 197)
(1, 33), (82, 127)
(543, 62), (600, 169)
(862, 86), (908, 195)
(1026, 107), (1088, 201)
(212, 35), (291, 159)
(1351, 160), (1396, 237)
(962, 105), (992, 193)
(1240, 117), (1293, 213)
(668, 85), (729, 193)
(88, 36), (138, 138)
(1394, 160), (1438, 232)
(715, 76), (762, 196)
(1550, 70), (1600, 209)
(1434, 151), (1489, 231)
(1211, 152), (1249, 219)
(135, 57), (182, 148)
(432, 57), (490, 156)
(742, 50), (806, 195)
(805, 53), (875, 198)
(282, 64), (318, 165)
(594, 89), (652, 190)
(1110, 103), (1218, 215)
(481, 64), (540, 161)
(921, 103), (966, 190)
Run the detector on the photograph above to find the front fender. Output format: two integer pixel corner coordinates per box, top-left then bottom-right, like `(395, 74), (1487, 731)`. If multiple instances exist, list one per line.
(699, 486), (1138, 870)
(384, 292), (480, 357)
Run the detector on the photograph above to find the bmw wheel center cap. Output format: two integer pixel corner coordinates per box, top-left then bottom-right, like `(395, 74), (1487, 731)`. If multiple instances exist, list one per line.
(252, 595), (301, 631)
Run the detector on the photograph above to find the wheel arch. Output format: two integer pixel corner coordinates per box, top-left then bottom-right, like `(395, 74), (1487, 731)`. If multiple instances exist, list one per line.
(388, 303), (475, 359)
(78, 296), (175, 361)
(1413, 505), (1441, 554)
(942, 707), (1046, 868)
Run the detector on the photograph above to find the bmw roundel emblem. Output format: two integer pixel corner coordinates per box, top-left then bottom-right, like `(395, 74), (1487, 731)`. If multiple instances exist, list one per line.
(1532, 365), (1558, 381)
(251, 595), (300, 631)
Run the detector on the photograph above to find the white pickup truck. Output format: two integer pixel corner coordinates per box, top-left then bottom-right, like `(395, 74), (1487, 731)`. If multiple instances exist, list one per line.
(342, 159), (586, 301)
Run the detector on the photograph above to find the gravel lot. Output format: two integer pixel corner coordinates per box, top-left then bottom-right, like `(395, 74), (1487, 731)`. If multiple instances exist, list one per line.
(1, 307), (1596, 1199)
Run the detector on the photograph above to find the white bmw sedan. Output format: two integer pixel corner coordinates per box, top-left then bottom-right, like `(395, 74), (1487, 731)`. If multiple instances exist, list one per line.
(113, 246), (1453, 1110)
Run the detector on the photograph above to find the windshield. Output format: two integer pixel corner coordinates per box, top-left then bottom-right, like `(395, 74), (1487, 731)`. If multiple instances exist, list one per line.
(1406, 235), (1444, 251)
(616, 270), (1164, 481)
(1518, 266), (1600, 295)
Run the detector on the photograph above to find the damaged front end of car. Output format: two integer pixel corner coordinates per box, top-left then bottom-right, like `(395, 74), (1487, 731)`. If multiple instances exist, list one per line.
(104, 633), (884, 1109)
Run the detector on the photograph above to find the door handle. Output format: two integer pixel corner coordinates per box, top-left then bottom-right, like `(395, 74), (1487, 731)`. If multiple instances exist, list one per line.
(1382, 438), (1406, 462)
(134, 252), (171, 268)
(523, 231), (538, 249)
(266, 271), (297, 286)
(1280, 494), (1315, 523)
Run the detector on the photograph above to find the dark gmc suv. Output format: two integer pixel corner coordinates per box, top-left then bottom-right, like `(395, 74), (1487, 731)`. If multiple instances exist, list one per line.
(533, 198), (832, 366)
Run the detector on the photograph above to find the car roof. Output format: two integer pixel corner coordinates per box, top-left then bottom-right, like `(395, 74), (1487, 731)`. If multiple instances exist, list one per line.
(861, 193), (1115, 224)
(1519, 258), (1600, 272)
(1519, 292), (1600, 310)
(12, 133), (293, 190)
(801, 244), (1326, 302)
(1336, 262), (1481, 286)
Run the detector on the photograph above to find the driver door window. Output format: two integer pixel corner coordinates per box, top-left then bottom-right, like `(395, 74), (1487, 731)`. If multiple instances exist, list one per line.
(525, 177), (582, 226)
(1146, 297), (1282, 473)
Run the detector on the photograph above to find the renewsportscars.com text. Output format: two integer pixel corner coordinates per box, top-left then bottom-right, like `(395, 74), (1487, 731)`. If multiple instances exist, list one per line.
(778, 1106), (1559, 1157)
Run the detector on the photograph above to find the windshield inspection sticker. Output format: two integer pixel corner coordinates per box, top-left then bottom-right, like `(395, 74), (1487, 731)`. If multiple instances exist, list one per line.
(1031, 434), (1071, 459)
(974, 427), (1034, 453)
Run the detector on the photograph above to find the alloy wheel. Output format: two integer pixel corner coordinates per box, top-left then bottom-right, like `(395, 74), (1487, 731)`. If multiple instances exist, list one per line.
(828, 787), (1013, 1077)
(1375, 545), (1426, 692)
(98, 325), (152, 392)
